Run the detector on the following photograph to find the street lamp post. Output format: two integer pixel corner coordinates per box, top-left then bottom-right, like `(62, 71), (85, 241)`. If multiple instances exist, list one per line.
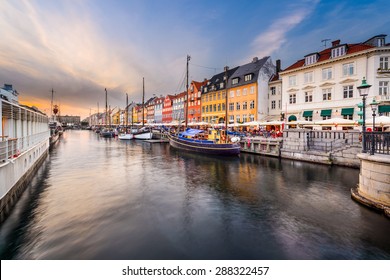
(370, 98), (379, 155)
(357, 77), (371, 153)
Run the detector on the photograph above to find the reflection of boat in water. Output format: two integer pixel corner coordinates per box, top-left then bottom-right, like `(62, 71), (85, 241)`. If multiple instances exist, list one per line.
(100, 128), (114, 138)
(168, 128), (240, 156)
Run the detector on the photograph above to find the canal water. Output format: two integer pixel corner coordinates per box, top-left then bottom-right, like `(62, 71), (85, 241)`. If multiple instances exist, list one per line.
(0, 130), (389, 260)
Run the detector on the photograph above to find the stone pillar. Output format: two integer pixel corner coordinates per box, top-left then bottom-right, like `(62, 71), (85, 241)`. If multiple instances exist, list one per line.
(352, 153), (390, 217)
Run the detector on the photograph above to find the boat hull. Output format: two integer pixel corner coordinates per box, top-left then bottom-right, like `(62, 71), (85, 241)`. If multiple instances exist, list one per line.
(168, 134), (240, 156)
(133, 131), (153, 140)
(118, 133), (134, 140)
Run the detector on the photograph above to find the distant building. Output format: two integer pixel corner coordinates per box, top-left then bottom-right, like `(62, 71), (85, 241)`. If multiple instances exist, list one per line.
(268, 59), (283, 121)
(59, 115), (80, 126)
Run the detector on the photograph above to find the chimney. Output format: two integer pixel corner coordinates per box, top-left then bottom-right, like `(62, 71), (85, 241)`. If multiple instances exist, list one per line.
(332, 40), (340, 47)
(276, 59), (281, 74)
(252, 57), (258, 63)
(224, 66), (229, 72)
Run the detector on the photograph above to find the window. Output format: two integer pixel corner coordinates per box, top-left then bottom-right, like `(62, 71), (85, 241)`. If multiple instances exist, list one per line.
(219, 82), (224, 89)
(236, 89), (241, 96)
(236, 115), (241, 123)
(229, 115), (234, 122)
(222, 103), (225, 111)
(250, 86), (255, 94)
(213, 93), (216, 100)
(250, 100), (255, 109)
(270, 87), (276, 95)
(242, 114), (248, 122)
(209, 105), (212, 112)
(243, 101), (248, 110)
(229, 90), (234, 98)
(229, 103), (234, 111)
(343, 63), (354, 76)
(289, 75), (297, 86)
(331, 46), (346, 58)
(243, 88), (248, 95)
(343, 85), (353, 98)
(289, 94), (296, 104)
(204, 87), (208, 93)
(236, 102), (241, 110)
(278, 100), (281, 109)
(232, 78), (239, 85)
(379, 81), (389, 95)
(304, 72), (313, 83)
(271, 100), (276, 109)
(380, 57), (389, 69)
(305, 54), (318, 65)
(305, 91), (313, 102)
(218, 92), (221, 100)
(322, 88), (332, 101)
(322, 68), (332, 80)
(244, 74), (253, 81)
(249, 114), (254, 122)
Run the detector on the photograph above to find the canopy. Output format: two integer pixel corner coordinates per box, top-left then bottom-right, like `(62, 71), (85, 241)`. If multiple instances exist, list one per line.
(365, 116), (390, 126)
(314, 117), (355, 125)
(181, 128), (204, 136)
(259, 120), (285, 126)
(241, 121), (261, 126)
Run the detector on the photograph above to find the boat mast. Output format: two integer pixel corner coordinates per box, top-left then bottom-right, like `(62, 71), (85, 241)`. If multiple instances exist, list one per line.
(224, 66), (229, 143)
(185, 55), (191, 127)
(50, 88), (54, 121)
(105, 88), (108, 126)
(142, 77), (145, 126)
(125, 93), (128, 129)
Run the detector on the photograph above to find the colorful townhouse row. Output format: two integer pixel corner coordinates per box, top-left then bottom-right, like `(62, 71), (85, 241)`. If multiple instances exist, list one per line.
(89, 34), (390, 128)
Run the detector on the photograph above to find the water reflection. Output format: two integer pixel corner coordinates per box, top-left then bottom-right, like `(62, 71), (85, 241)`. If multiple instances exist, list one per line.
(0, 130), (389, 260)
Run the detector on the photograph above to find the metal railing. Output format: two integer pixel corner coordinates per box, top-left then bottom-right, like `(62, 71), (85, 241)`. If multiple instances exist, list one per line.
(363, 132), (390, 155)
(0, 131), (50, 163)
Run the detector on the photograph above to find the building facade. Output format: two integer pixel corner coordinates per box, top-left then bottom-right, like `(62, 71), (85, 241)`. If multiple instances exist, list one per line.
(279, 34), (390, 124)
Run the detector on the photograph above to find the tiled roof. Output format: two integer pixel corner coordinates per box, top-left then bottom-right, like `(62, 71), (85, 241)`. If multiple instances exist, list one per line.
(283, 42), (375, 72)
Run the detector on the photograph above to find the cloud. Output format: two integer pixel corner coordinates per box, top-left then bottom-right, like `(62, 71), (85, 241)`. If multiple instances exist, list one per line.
(247, 0), (320, 62)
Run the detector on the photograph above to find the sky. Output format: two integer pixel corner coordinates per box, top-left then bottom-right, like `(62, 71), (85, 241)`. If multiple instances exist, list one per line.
(1, 0), (389, 120)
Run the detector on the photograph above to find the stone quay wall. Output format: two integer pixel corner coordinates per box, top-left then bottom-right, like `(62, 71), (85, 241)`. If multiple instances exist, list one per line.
(240, 129), (362, 168)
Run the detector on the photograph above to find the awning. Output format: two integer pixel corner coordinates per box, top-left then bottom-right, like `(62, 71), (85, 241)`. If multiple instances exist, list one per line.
(302, 110), (313, 117)
(379, 105), (390, 113)
(320, 109), (332, 117)
(341, 108), (354, 115)
(288, 115), (297, 122)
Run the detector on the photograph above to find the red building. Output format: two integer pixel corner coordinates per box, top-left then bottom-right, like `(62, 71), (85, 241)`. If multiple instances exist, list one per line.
(162, 95), (175, 123)
(187, 80), (207, 123)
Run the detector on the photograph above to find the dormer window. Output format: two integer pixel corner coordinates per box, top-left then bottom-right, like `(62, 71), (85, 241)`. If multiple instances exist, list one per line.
(232, 78), (239, 85)
(305, 53), (318, 65)
(244, 74), (253, 82)
(220, 82), (225, 89)
(331, 45), (346, 58)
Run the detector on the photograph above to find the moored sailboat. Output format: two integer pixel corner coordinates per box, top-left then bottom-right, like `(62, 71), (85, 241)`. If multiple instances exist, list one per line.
(118, 93), (134, 140)
(133, 77), (152, 140)
(168, 55), (240, 156)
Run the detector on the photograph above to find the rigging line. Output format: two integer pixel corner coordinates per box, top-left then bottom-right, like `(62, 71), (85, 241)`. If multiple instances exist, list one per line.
(175, 64), (187, 93)
(189, 62), (218, 72)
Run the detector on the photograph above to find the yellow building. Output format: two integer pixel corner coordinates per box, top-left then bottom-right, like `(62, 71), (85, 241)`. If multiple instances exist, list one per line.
(201, 67), (238, 124)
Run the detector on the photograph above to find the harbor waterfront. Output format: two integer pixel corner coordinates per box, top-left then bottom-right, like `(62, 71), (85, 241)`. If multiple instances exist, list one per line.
(0, 130), (389, 260)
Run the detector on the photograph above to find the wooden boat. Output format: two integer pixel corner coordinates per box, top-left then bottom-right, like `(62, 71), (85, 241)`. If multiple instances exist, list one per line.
(168, 128), (240, 156)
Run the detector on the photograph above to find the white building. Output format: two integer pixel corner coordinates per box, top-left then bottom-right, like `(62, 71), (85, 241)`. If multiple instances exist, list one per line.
(279, 34), (390, 127)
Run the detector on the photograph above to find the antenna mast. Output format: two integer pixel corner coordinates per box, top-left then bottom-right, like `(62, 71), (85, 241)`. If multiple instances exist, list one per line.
(321, 39), (331, 48)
